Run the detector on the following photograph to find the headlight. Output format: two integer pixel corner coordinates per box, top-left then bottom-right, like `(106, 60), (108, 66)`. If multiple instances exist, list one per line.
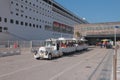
(31, 49), (38, 54)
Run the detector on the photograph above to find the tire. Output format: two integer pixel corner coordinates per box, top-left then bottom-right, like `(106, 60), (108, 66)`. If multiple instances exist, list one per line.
(48, 54), (52, 60)
(36, 57), (40, 60)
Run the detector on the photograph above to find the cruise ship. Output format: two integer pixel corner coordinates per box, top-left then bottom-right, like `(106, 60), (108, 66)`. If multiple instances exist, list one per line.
(0, 0), (88, 41)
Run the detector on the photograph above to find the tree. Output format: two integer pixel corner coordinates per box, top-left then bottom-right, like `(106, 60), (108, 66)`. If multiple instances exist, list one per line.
(75, 31), (82, 38)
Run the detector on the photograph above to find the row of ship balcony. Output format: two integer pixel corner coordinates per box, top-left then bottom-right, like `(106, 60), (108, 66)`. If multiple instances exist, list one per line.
(52, 6), (85, 24)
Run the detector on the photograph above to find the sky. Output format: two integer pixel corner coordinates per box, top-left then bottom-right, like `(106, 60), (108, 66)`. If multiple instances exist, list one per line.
(54, 0), (120, 23)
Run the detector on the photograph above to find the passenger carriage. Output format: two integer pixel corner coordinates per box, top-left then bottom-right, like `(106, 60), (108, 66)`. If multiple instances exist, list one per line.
(58, 37), (76, 54)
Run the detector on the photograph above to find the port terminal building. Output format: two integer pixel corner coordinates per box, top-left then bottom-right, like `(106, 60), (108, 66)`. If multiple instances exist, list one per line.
(74, 22), (120, 45)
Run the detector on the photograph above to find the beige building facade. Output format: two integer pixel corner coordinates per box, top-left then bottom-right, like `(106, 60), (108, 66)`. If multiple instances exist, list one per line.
(74, 22), (120, 45)
(74, 22), (120, 38)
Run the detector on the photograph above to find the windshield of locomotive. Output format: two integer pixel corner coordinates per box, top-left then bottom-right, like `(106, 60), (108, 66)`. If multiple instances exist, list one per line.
(45, 41), (56, 47)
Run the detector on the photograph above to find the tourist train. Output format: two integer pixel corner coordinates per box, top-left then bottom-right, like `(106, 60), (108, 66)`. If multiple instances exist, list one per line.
(32, 37), (88, 60)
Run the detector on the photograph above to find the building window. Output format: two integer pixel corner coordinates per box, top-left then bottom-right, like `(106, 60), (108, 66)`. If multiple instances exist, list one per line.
(10, 19), (14, 24)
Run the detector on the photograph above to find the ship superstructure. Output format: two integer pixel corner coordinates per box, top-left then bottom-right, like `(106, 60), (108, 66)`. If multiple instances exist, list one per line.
(0, 0), (88, 41)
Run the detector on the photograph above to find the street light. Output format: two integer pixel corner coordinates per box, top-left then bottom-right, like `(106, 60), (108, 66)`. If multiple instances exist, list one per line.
(113, 26), (119, 80)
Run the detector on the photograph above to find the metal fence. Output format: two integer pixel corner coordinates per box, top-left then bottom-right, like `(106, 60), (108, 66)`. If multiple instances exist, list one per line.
(0, 40), (44, 48)
(0, 40), (44, 57)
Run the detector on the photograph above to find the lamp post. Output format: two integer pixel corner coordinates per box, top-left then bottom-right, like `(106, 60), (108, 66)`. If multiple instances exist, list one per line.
(113, 26), (119, 80)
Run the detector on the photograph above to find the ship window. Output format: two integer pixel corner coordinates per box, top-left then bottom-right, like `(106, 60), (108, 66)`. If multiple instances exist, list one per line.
(33, 4), (35, 6)
(10, 19), (14, 24)
(29, 23), (32, 27)
(33, 10), (35, 12)
(4, 27), (8, 30)
(29, 2), (31, 5)
(29, 17), (31, 19)
(36, 19), (38, 21)
(16, 3), (18, 6)
(33, 24), (35, 27)
(36, 5), (38, 8)
(0, 27), (2, 32)
(36, 25), (38, 28)
(10, 11), (13, 14)
(0, 17), (2, 22)
(21, 21), (24, 25)
(39, 25), (41, 28)
(21, 10), (24, 13)
(16, 13), (19, 16)
(39, 19), (41, 22)
(21, 5), (23, 8)
(25, 16), (28, 18)
(25, 0), (28, 3)
(29, 8), (32, 11)
(21, 14), (23, 17)
(4, 18), (7, 23)
(36, 11), (38, 13)
(16, 20), (19, 25)
(11, 1), (13, 4)
(25, 7), (28, 9)
(25, 22), (28, 26)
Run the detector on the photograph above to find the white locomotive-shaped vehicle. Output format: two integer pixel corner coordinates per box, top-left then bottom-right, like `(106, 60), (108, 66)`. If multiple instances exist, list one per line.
(32, 38), (63, 60)
(32, 37), (88, 60)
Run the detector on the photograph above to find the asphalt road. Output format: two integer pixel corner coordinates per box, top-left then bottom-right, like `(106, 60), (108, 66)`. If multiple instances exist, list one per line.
(0, 47), (113, 80)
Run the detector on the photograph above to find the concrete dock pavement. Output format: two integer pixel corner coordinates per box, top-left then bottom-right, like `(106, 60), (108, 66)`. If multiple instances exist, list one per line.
(0, 47), (114, 80)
